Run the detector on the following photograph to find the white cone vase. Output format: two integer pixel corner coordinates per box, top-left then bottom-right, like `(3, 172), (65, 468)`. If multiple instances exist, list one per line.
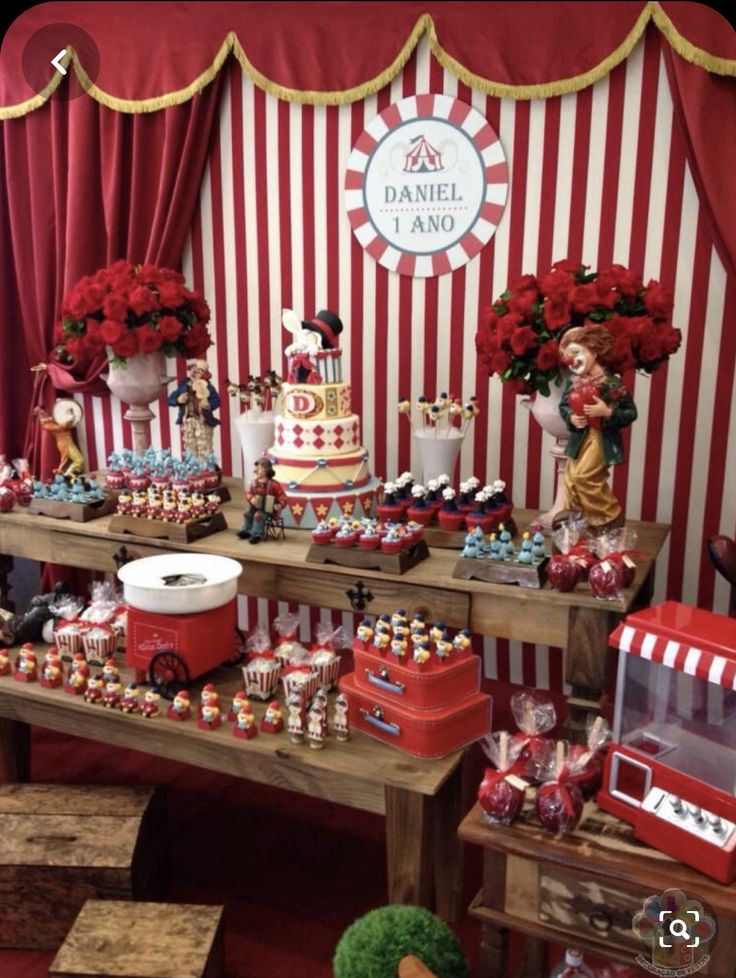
(413, 429), (465, 484)
(234, 411), (276, 488)
(105, 349), (172, 454)
(521, 379), (569, 529)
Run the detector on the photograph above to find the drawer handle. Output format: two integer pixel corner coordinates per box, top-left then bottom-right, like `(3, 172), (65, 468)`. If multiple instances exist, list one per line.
(346, 579), (373, 611)
(360, 706), (401, 737)
(589, 910), (613, 934)
(365, 669), (405, 695)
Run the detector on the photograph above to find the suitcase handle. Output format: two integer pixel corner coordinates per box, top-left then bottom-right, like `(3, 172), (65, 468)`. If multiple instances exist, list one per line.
(360, 707), (401, 737)
(364, 669), (405, 695)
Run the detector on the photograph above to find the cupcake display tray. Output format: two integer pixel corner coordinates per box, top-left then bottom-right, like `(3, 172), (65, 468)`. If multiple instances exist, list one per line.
(452, 555), (549, 589)
(305, 538), (429, 575)
(28, 494), (117, 523)
(108, 511), (227, 543)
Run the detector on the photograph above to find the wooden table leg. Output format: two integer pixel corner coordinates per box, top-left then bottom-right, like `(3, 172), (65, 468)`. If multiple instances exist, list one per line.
(0, 717), (31, 782)
(385, 784), (434, 910)
(564, 606), (613, 739)
(479, 849), (508, 977)
(515, 936), (547, 978)
(0, 553), (13, 610)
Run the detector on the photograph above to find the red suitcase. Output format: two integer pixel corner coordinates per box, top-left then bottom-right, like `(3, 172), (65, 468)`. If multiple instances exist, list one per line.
(353, 643), (480, 710)
(340, 672), (492, 759)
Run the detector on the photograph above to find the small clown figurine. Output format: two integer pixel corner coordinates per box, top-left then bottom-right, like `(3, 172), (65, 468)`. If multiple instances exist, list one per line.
(199, 682), (219, 716)
(332, 693), (350, 742)
(287, 691), (306, 743)
(390, 634), (407, 658)
(102, 658), (120, 684)
(140, 688), (161, 718)
(233, 705), (258, 739)
(65, 655), (90, 695)
(83, 674), (104, 704)
(228, 689), (249, 722)
(102, 678), (123, 709)
(413, 642), (431, 665)
(307, 703), (327, 749)
(198, 702), (221, 731)
(166, 689), (191, 721)
(260, 700), (284, 734)
(0, 647), (10, 676)
(41, 653), (63, 688)
(435, 633), (453, 661)
(356, 619), (374, 646)
(453, 628), (472, 654)
(120, 682), (141, 714)
(14, 646), (38, 683)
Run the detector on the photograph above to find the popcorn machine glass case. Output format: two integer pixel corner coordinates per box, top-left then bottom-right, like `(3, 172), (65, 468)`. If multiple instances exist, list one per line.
(597, 601), (736, 883)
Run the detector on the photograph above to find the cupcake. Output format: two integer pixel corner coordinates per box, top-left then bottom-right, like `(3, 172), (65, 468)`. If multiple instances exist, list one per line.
(311, 520), (333, 546)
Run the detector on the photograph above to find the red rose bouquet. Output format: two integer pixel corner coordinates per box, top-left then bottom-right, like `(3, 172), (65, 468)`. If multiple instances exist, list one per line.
(475, 260), (682, 396)
(54, 260), (212, 366)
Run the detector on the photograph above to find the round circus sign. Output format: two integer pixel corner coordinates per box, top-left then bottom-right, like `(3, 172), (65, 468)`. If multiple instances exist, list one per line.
(344, 94), (508, 278)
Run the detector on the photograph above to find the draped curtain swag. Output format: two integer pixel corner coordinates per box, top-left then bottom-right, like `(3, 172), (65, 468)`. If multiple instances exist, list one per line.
(1, 0), (734, 463)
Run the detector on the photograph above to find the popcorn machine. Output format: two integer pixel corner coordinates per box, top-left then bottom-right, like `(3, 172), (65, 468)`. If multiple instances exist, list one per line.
(597, 601), (736, 883)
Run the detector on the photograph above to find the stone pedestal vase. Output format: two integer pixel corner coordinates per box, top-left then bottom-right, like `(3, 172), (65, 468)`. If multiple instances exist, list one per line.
(105, 349), (173, 454)
(521, 379), (569, 529)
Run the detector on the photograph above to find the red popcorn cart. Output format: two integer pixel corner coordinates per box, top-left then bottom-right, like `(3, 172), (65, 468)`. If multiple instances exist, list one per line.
(597, 601), (736, 882)
(117, 553), (244, 698)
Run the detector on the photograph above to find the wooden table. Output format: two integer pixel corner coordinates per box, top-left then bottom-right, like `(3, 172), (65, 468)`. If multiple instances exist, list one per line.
(0, 486), (670, 727)
(458, 802), (736, 978)
(0, 659), (473, 920)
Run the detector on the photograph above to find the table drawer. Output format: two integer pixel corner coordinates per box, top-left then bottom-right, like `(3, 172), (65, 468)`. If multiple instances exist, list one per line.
(274, 566), (469, 626)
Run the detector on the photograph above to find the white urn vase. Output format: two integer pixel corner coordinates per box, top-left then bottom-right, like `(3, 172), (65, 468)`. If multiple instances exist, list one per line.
(105, 349), (173, 453)
(521, 379), (569, 529)
(233, 411), (276, 488)
(413, 429), (466, 484)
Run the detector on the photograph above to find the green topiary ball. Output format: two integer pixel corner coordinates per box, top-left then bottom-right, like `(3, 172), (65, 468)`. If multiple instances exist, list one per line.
(333, 904), (469, 978)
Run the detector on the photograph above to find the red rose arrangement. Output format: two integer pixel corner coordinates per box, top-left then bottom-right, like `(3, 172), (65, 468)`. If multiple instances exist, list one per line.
(54, 260), (212, 366)
(475, 260), (682, 396)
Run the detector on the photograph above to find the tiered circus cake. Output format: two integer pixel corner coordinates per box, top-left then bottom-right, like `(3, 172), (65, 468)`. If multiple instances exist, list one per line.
(268, 309), (381, 528)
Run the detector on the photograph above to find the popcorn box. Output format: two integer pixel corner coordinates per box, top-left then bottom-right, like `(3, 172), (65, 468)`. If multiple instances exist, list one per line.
(281, 666), (319, 705)
(310, 649), (340, 690)
(242, 657), (282, 701)
(53, 620), (88, 660)
(82, 624), (117, 665)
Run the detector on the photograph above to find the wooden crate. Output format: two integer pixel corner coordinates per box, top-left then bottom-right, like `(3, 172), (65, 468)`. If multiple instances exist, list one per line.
(50, 900), (224, 978)
(0, 784), (164, 949)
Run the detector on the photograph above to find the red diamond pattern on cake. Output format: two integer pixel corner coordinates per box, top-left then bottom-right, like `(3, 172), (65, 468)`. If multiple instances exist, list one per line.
(313, 425), (324, 435)
(334, 437), (344, 449)
(313, 437), (324, 448)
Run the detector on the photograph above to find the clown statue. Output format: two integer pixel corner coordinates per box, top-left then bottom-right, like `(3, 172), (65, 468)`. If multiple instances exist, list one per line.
(168, 358), (220, 462)
(558, 325), (637, 532)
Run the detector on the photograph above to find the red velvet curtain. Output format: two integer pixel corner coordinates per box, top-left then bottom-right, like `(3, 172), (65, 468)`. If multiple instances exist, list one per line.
(0, 68), (225, 473)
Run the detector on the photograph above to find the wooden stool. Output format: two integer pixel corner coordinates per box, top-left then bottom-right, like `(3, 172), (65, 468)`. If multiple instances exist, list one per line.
(50, 901), (224, 978)
(0, 784), (164, 949)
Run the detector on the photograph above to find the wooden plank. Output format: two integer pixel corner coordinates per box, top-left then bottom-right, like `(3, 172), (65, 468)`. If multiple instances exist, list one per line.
(275, 565), (469, 626)
(50, 901), (224, 978)
(0, 660), (461, 805)
(470, 592), (569, 647)
(0, 783), (156, 816)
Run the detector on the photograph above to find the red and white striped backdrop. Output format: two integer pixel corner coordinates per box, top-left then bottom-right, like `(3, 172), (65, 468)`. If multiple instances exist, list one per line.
(78, 32), (736, 692)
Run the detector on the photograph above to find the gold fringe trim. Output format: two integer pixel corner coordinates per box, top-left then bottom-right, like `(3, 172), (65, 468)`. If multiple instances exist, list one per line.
(652, 2), (736, 76)
(2, 6), (734, 120)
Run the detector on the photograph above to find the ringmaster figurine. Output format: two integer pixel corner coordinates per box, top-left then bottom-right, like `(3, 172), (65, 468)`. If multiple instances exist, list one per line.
(236, 458), (286, 545)
(168, 358), (220, 462)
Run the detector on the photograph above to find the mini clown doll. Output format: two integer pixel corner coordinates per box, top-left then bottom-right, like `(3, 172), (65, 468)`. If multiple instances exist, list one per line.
(166, 689), (191, 721)
(140, 688), (161, 718)
(332, 692), (350, 742)
(102, 658), (120, 684)
(356, 619), (374, 647)
(307, 703), (327, 750)
(102, 678), (123, 709)
(391, 609), (409, 635)
(390, 632), (407, 659)
(558, 324), (637, 532)
(14, 645), (38, 683)
(147, 486), (163, 520)
(228, 689), (249, 721)
(372, 628), (390, 653)
(287, 690), (306, 743)
(41, 651), (63, 688)
(413, 641), (431, 665)
(260, 699), (284, 734)
(83, 674), (104, 703)
(120, 682), (141, 714)
(0, 647), (10, 676)
(199, 682), (219, 717)
(429, 621), (446, 644)
(233, 705), (257, 739)
(162, 490), (178, 522)
(198, 702), (221, 731)
(453, 628), (472, 655)
(435, 630), (453, 662)
(65, 653), (89, 695)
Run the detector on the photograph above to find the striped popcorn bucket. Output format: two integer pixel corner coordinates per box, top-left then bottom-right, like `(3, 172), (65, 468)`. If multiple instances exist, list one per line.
(242, 657), (282, 701)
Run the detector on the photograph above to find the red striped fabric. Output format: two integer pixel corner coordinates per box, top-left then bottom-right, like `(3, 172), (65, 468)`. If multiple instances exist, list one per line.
(80, 34), (735, 691)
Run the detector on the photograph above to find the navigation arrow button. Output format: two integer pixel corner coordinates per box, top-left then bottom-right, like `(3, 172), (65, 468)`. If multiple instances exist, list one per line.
(51, 49), (68, 76)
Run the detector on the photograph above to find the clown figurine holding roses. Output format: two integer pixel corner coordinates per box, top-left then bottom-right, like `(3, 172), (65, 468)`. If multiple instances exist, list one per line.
(558, 325), (637, 532)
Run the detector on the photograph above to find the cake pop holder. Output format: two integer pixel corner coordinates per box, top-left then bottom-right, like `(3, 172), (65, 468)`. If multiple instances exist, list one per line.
(28, 493), (118, 522)
(108, 510), (227, 543)
(306, 537), (429, 575)
(452, 553), (549, 589)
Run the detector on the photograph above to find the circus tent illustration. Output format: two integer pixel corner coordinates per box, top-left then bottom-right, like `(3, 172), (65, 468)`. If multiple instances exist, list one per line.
(403, 135), (443, 173)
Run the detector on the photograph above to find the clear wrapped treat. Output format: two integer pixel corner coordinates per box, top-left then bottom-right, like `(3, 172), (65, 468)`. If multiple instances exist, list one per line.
(309, 622), (348, 689)
(510, 690), (557, 776)
(560, 715), (611, 798)
(477, 731), (528, 825)
(245, 623), (273, 660)
(533, 740), (585, 835)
